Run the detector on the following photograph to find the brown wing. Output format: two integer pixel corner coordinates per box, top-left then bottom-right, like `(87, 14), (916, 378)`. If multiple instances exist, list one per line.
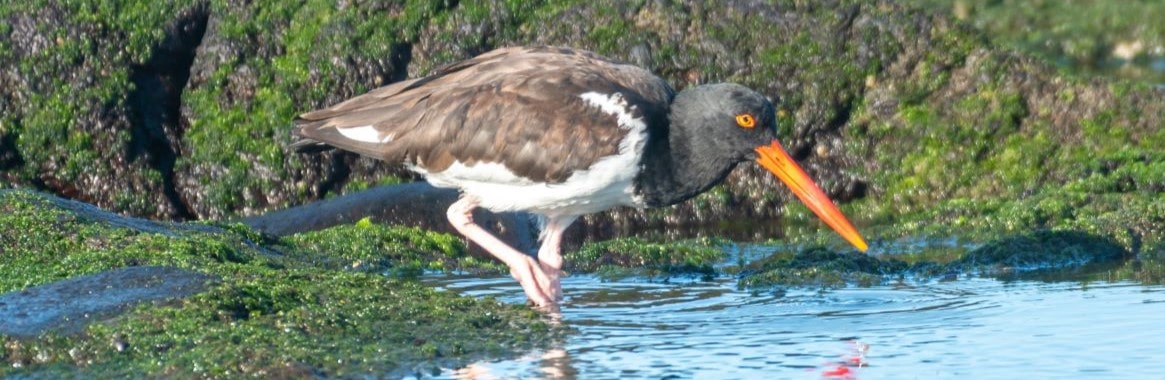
(292, 46), (675, 183)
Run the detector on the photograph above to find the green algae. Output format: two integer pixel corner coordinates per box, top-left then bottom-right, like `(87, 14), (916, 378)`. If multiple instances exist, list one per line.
(742, 229), (1143, 290)
(0, 190), (560, 377)
(843, 184), (1165, 258)
(903, 0), (1165, 83)
(951, 230), (1129, 274)
(565, 237), (726, 279)
(281, 217), (506, 276)
(831, 1), (1165, 267)
(829, 37), (1165, 260)
(740, 246), (907, 290)
(0, 0), (200, 217)
(773, 189), (1163, 285)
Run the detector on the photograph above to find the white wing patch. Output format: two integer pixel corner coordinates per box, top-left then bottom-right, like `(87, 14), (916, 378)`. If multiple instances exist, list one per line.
(336, 125), (393, 143)
(419, 91), (649, 216)
(579, 92), (640, 130)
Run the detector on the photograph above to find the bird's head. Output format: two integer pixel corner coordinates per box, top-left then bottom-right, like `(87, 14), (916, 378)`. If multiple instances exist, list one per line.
(672, 83), (868, 252)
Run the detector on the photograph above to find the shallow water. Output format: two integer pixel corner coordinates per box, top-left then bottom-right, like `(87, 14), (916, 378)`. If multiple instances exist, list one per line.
(421, 248), (1165, 379)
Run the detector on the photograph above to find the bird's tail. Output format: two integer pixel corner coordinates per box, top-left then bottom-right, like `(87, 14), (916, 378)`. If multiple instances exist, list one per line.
(288, 118), (336, 153)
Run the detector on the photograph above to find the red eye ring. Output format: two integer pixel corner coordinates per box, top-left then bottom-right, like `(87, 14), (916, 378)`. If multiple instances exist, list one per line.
(736, 114), (756, 128)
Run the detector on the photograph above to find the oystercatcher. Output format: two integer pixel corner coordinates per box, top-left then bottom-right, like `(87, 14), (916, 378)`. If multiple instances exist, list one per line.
(292, 46), (868, 306)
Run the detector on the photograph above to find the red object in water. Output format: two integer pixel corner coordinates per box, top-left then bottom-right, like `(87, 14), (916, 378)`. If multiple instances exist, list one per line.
(820, 340), (866, 379)
(822, 365), (853, 378)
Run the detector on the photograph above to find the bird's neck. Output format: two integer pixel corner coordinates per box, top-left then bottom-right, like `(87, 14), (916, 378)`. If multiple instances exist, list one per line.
(633, 117), (739, 208)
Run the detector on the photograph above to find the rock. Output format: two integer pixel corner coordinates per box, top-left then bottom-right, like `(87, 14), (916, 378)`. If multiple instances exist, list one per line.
(0, 266), (213, 338)
(240, 182), (539, 254)
(739, 246), (908, 289)
(22, 189), (189, 238)
(0, 2), (192, 218)
(952, 230), (1131, 273)
(563, 236), (725, 278)
(176, 0), (417, 219)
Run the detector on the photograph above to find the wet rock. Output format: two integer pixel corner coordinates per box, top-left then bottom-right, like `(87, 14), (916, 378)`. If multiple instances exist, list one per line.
(950, 230), (1131, 274)
(0, 266), (214, 338)
(14, 189), (187, 238)
(240, 182), (539, 254)
(563, 237), (725, 278)
(740, 246), (907, 289)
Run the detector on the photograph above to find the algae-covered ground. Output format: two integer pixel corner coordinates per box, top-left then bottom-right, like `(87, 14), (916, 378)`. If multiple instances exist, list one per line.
(0, 190), (559, 377)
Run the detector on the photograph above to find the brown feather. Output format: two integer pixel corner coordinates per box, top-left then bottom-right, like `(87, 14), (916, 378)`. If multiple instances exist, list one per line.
(292, 46), (675, 183)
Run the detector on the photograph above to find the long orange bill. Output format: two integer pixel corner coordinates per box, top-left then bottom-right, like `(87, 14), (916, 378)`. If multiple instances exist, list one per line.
(755, 140), (869, 252)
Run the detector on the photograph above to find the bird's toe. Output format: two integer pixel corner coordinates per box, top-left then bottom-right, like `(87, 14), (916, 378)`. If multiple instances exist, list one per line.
(509, 256), (555, 306)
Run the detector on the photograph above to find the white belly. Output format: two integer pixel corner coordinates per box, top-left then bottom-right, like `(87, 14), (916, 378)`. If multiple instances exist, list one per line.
(419, 157), (643, 216)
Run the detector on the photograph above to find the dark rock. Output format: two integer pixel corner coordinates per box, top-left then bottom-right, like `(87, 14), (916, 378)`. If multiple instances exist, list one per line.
(124, 3), (210, 221)
(952, 230), (1131, 273)
(740, 246), (907, 289)
(0, 2), (208, 219)
(240, 182), (539, 254)
(176, 0), (417, 219)
(0, 266), (214, 338)
(0, 188), (209, 238)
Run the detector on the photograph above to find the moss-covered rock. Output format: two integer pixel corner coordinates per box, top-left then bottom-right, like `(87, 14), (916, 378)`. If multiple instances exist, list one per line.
(740, 246), (908, 290)
(176, 0), (432, 219)
(282, 217), (507, 276)
(951, 230), (1130, 274)
(565, 237), (725, 279)
(0, 189), (560, 377)
(740, 229), (1150, 289)
(0, 0), (206, 218)
(904, 0), (1165, 83)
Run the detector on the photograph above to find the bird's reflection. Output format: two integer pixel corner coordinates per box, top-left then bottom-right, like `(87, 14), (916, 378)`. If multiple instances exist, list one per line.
(449, 344), (577, 380)
(451, 307), (577, 380)
(536, 348), (577, 379)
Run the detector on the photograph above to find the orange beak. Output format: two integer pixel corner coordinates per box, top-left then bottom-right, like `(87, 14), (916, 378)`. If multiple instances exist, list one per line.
(755, 140), (869, 252)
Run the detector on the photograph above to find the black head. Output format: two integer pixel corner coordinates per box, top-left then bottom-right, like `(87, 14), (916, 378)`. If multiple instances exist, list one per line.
(667, 83), (869, 252)
(669, 83), (779, 162)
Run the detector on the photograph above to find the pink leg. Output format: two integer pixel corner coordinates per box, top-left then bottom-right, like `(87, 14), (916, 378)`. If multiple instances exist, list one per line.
(447, 197), (554, 306)
(538, 215), (577, 301)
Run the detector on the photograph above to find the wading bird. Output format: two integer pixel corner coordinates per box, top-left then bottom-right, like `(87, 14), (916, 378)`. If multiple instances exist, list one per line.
(292, 46), (868, 306)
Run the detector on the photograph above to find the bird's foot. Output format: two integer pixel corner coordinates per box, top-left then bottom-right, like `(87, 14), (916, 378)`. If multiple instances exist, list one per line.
(506, 255), (558, 307)
(446, 197), (563, 307)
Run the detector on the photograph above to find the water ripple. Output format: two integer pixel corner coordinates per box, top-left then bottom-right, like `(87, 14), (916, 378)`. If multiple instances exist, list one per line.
(425, 269), (1165, 379)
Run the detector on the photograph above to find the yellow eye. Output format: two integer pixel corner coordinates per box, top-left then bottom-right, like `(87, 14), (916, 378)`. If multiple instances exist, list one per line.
(735, 114), (756, 128)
